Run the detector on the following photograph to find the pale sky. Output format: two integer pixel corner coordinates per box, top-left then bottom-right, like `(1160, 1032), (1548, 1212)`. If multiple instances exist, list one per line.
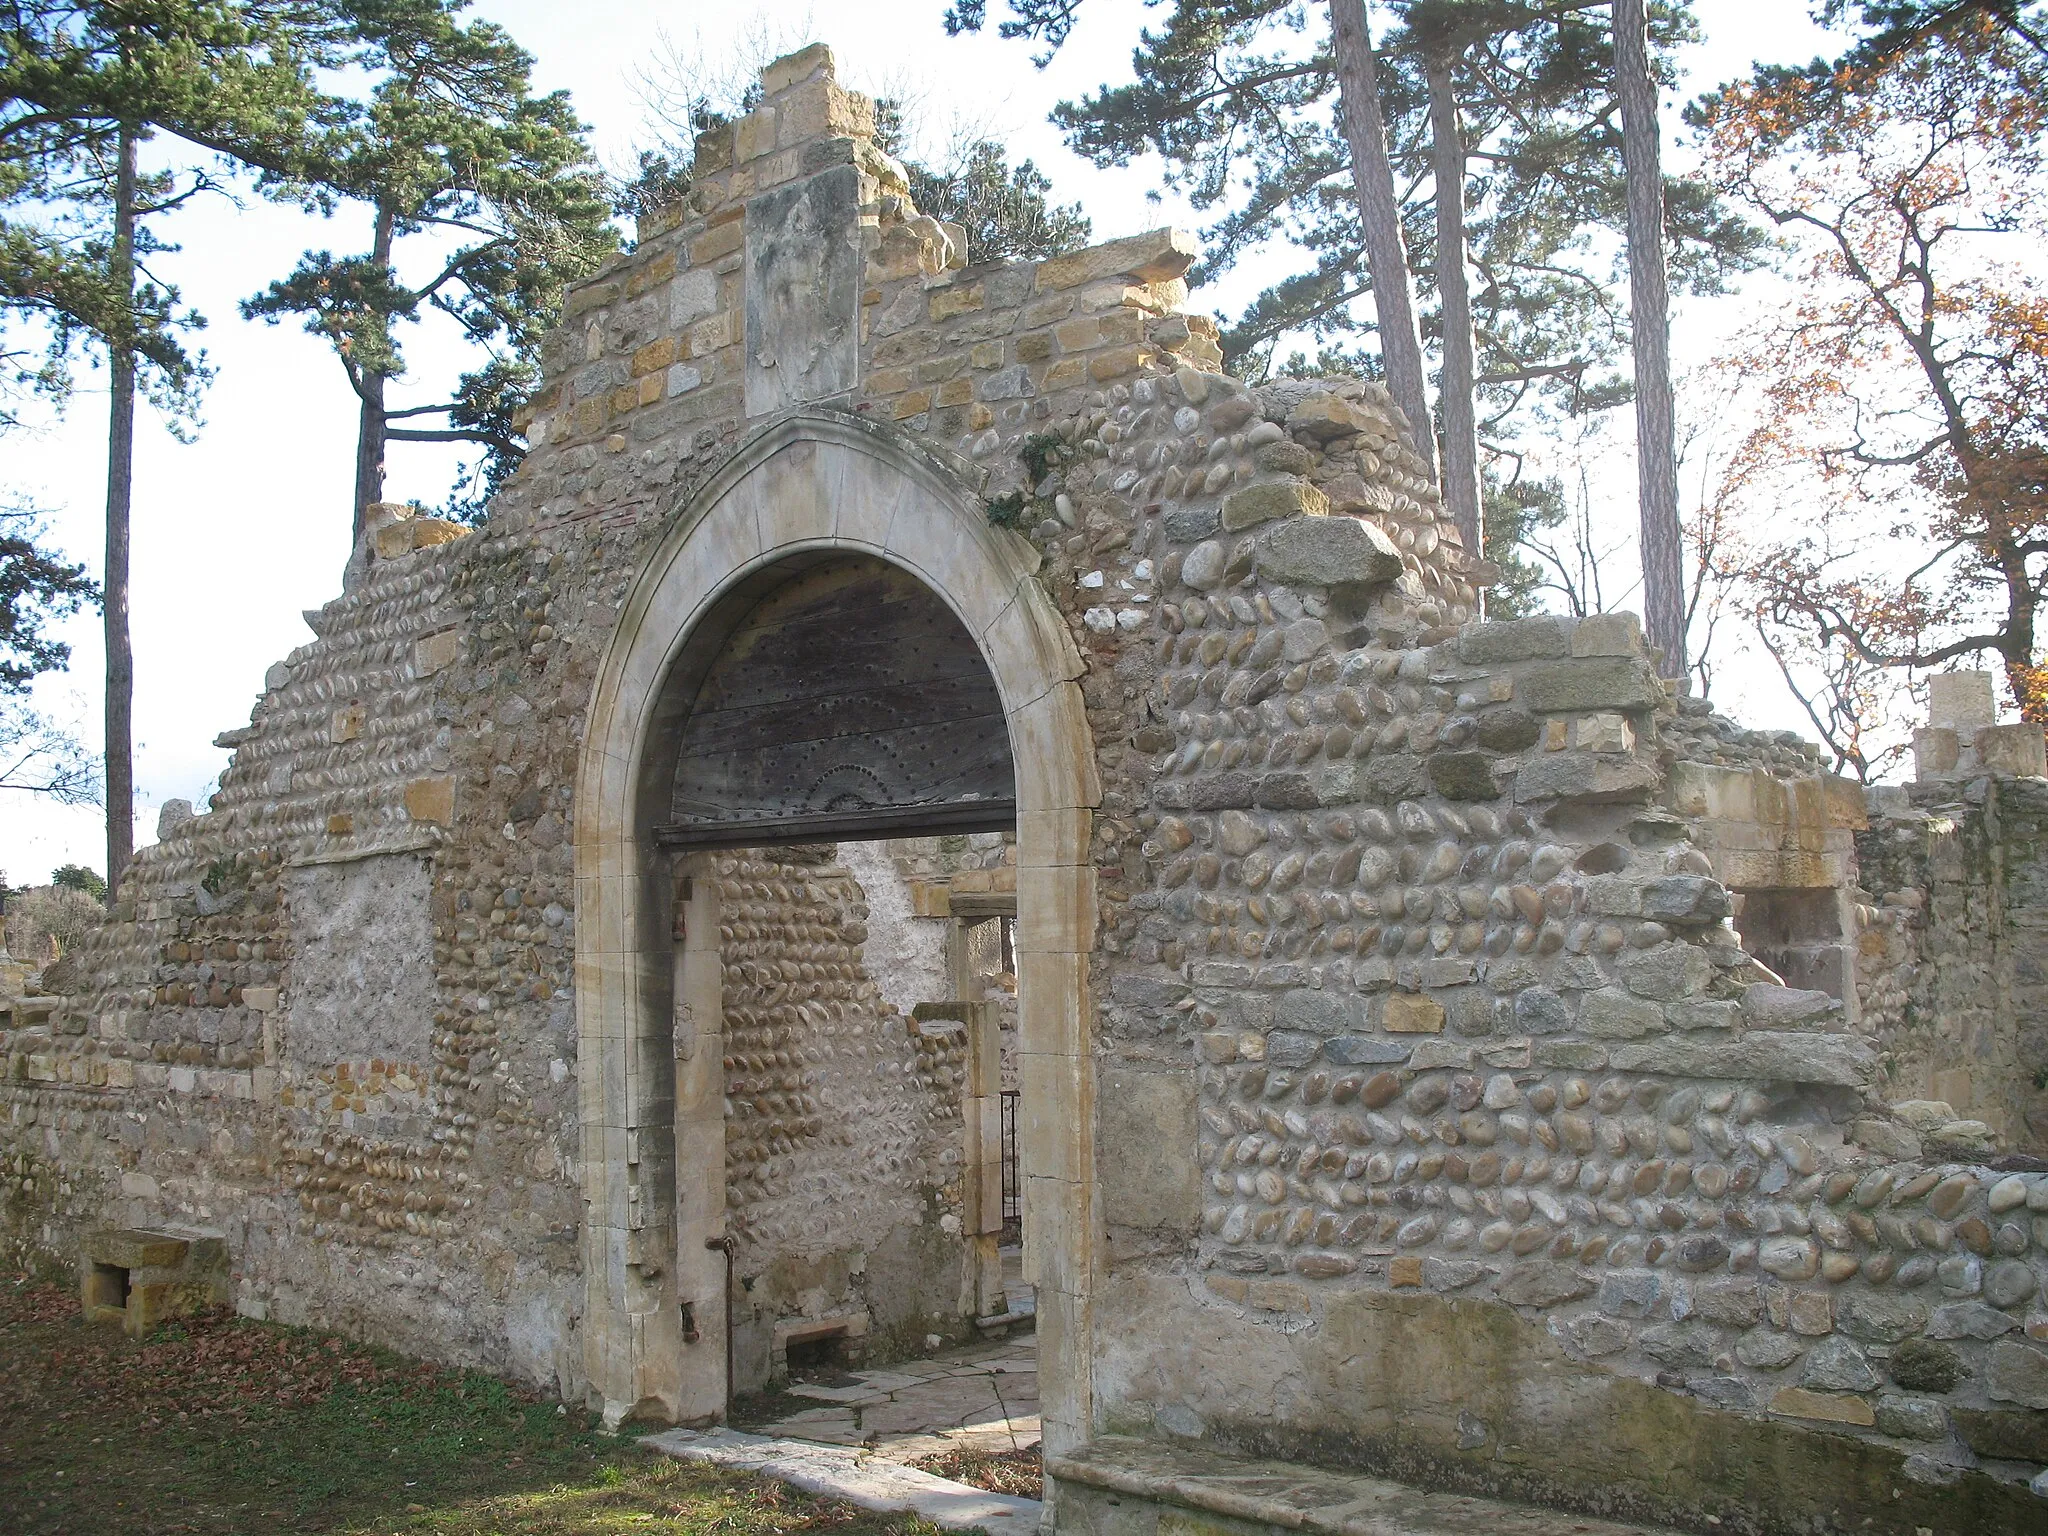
(0, 0), (1843, 885)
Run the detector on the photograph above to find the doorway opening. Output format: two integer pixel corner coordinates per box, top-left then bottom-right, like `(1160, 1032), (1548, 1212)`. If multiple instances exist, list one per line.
(693, 836), (1030, 1402)
(576, 417), (1094, 1444)
(685, 833), (1042, 1468)
(645, 544), (1043, 1462)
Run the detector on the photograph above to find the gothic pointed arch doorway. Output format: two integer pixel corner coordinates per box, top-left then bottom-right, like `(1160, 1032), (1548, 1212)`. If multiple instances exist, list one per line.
(572, 413), (1097, 1446)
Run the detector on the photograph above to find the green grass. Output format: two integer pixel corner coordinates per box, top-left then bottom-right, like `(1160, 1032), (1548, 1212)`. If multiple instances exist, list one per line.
(0, 1275), (945, 1536)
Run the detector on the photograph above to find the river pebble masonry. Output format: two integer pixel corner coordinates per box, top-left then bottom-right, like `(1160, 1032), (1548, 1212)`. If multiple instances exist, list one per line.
(3, 43), (2045, 1536)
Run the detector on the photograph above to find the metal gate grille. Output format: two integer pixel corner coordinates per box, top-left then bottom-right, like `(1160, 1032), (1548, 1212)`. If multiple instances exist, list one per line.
(1000, 1089), (1021, 1231)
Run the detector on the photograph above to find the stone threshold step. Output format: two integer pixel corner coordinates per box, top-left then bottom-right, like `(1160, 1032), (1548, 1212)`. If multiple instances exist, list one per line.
(976, 1305), (1037, 1333)
(1048, 1435), (1686, 1536)
(643, 1426), (1042, 1536)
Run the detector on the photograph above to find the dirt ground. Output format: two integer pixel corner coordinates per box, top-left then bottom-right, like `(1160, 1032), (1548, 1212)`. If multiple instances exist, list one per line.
(0, 1274), (945, 1536)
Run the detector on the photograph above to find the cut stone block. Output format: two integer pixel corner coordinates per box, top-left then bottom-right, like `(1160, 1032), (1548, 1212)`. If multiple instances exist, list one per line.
(1976, 723), (2045, 777)
(1284, 393), (1367, 442)
(80, 1228), (229, 1340)
(1770, 1387), (1876, 1426)
(404, 775), (456, 825)
(1457, 617), (1572, 663)
(1223, 479), (1330, 532)
(1569, 613), (1644, 657)
(1254, 514), (1401, 588)
(1928, 670), (1995, 731)
(1518, 656), (1664, 714)
(374, 515), (467, 560)
(1381, 993), (1445, 1034)
(1034, 228), (1197, 291)
(1912, 726), (1961, 780)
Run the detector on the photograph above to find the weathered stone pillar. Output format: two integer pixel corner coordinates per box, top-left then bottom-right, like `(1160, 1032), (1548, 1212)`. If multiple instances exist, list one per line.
(670, 859), (728, 1422)
(962, 1000), (1007, 1317)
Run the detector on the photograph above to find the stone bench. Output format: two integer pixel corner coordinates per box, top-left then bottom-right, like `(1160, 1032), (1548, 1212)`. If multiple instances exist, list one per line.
(1047, 1434), (1684, 1536)
(80, 1228), (230, 1339)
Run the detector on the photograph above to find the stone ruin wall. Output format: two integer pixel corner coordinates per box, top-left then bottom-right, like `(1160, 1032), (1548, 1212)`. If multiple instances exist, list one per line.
(1057, 365), (2048, 1525)
(0, 511), (664, 1396)
(0, 39), (1199, 1399)
(0, 528), (988, 1396)
(1857, 777), (2048, 1154)
(2, 40), (2044, 1532)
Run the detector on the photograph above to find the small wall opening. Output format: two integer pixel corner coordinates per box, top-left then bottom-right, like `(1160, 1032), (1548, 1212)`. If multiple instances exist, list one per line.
(782, 1324), (855, 1379)
(85, 1262), (130, 1317)
(1734, 888), (1849, 999)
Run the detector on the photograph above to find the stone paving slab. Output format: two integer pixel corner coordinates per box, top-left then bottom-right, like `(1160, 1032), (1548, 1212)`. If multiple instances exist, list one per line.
(788, 1381), (900, 1405)
(859, 1392), (1001, 1440)
(872, 1416), (1043, 1465)
(771, 1405), (864, 1429)
(1048, 1435), (1690, 1536)
(758, 1332), (1042, 1458)
(644, 1427), (1043, 1536)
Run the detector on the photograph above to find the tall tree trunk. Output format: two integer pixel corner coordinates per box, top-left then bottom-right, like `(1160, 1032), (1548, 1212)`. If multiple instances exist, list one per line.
(1329, 0), (1436, 481)
(1425, 51), (1482, 566)
(350, 202), (397, 547)
(1614, 0), (1685, 678)
(104, 120), (137, 897)
(1995, 518), (2044, 722)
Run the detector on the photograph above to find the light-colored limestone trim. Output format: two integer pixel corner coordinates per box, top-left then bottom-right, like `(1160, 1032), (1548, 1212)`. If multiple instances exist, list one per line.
(286, 832), (442, 869)
(644, 1427), (1042, 1536)
(573, 409), (1098, 1438)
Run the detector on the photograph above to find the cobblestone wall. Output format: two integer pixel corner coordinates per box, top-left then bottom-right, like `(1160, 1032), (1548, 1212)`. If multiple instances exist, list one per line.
(1067, 365), (2048, 1527)
(2, 40), (2043, 1533)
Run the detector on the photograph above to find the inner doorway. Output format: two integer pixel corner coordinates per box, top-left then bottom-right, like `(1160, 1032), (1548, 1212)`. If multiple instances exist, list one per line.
(690, 838), (1028, 1391)
(685, 836), (1041, 1470)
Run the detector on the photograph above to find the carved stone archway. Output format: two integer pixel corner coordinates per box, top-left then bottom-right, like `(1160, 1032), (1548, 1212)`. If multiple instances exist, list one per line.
(572, 411), (1098, 1439)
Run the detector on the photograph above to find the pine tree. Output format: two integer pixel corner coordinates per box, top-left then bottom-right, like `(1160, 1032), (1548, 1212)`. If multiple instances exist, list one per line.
(947, 1), (1763, 573)
(2, 1), (341, 890)
(1482, 474), (1566, 619)
(0, 498), (99, 804)
(901, 141), (1092, 264)
(1409, 2), (1489, 554)
(244, 0), (617, 537)
(1820, 1), (2046, 64)
(1330, 0), (1436, 481)
(1614, 0), (1685, 677)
